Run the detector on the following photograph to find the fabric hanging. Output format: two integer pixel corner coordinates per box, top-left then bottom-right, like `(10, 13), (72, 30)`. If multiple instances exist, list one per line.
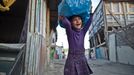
(0, 0), (16, 12)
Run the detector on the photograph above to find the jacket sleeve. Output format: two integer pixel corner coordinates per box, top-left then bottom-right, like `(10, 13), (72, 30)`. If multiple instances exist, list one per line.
(60, 17), (72, 32)
(82, 15), (93, 34)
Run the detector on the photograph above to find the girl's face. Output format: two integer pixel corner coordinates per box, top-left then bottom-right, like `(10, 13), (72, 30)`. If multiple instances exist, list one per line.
(71, 16), (82, 30)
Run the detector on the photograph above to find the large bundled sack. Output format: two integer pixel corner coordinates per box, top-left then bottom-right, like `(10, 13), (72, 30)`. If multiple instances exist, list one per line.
(58, 0), (92, 28)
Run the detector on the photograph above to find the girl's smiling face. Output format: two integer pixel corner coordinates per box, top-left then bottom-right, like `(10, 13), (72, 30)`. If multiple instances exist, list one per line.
(71, 16), (82, 30)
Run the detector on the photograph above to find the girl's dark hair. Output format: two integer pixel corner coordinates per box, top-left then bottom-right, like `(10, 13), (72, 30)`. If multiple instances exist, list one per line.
(68, 15), (83, 22)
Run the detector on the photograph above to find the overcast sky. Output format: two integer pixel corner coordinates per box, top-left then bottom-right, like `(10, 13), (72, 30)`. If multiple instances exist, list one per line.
(56, 0), (101, 49)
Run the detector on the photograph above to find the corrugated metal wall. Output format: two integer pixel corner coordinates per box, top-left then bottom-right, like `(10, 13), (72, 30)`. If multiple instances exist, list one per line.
(109, 24), (134, 65)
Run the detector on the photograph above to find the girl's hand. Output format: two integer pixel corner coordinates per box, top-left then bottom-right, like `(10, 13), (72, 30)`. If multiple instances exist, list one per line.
(90, 13), (93, 21)
(90, 13), (93, 17)
(58, 16), (64, 20)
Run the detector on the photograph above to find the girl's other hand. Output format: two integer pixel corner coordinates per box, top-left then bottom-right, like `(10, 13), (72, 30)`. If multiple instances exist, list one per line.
(90, 13), (93, 17)
(58, 16), (64, 20)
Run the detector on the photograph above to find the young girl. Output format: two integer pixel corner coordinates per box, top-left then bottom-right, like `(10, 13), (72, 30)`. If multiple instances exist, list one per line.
(59, 14), (93, 75)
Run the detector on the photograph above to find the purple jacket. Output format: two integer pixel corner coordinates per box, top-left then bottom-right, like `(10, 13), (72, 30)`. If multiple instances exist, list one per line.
(61, 16), (93, 75)
(61, 16), (92, 53)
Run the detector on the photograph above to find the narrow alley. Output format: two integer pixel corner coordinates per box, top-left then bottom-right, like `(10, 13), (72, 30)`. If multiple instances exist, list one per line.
(48, 59), (134, 75)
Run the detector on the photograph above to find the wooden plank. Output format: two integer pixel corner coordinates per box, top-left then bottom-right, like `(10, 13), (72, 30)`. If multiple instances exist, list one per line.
(0, 72), (6, 75)
(0, 43), (25, 50)
(105, 7), (122, 26)
(121, 2), (127, 26)
(0, 57), (15, 61)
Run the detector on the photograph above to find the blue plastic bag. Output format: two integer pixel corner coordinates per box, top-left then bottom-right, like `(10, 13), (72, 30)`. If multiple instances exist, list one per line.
(58, 1), (72, 17)
(58, 0), (92, 28)
(66, 0), (91, 15)
(58, 0), (91, 16)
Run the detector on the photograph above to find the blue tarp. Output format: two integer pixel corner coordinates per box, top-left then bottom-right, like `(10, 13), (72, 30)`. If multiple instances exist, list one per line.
(96, 48), (102, 59)
(58, 0), (92, 28)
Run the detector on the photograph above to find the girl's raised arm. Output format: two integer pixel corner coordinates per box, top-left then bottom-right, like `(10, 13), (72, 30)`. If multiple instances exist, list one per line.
(59, 16), (72, 31)
(83, 13), (93, 34)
